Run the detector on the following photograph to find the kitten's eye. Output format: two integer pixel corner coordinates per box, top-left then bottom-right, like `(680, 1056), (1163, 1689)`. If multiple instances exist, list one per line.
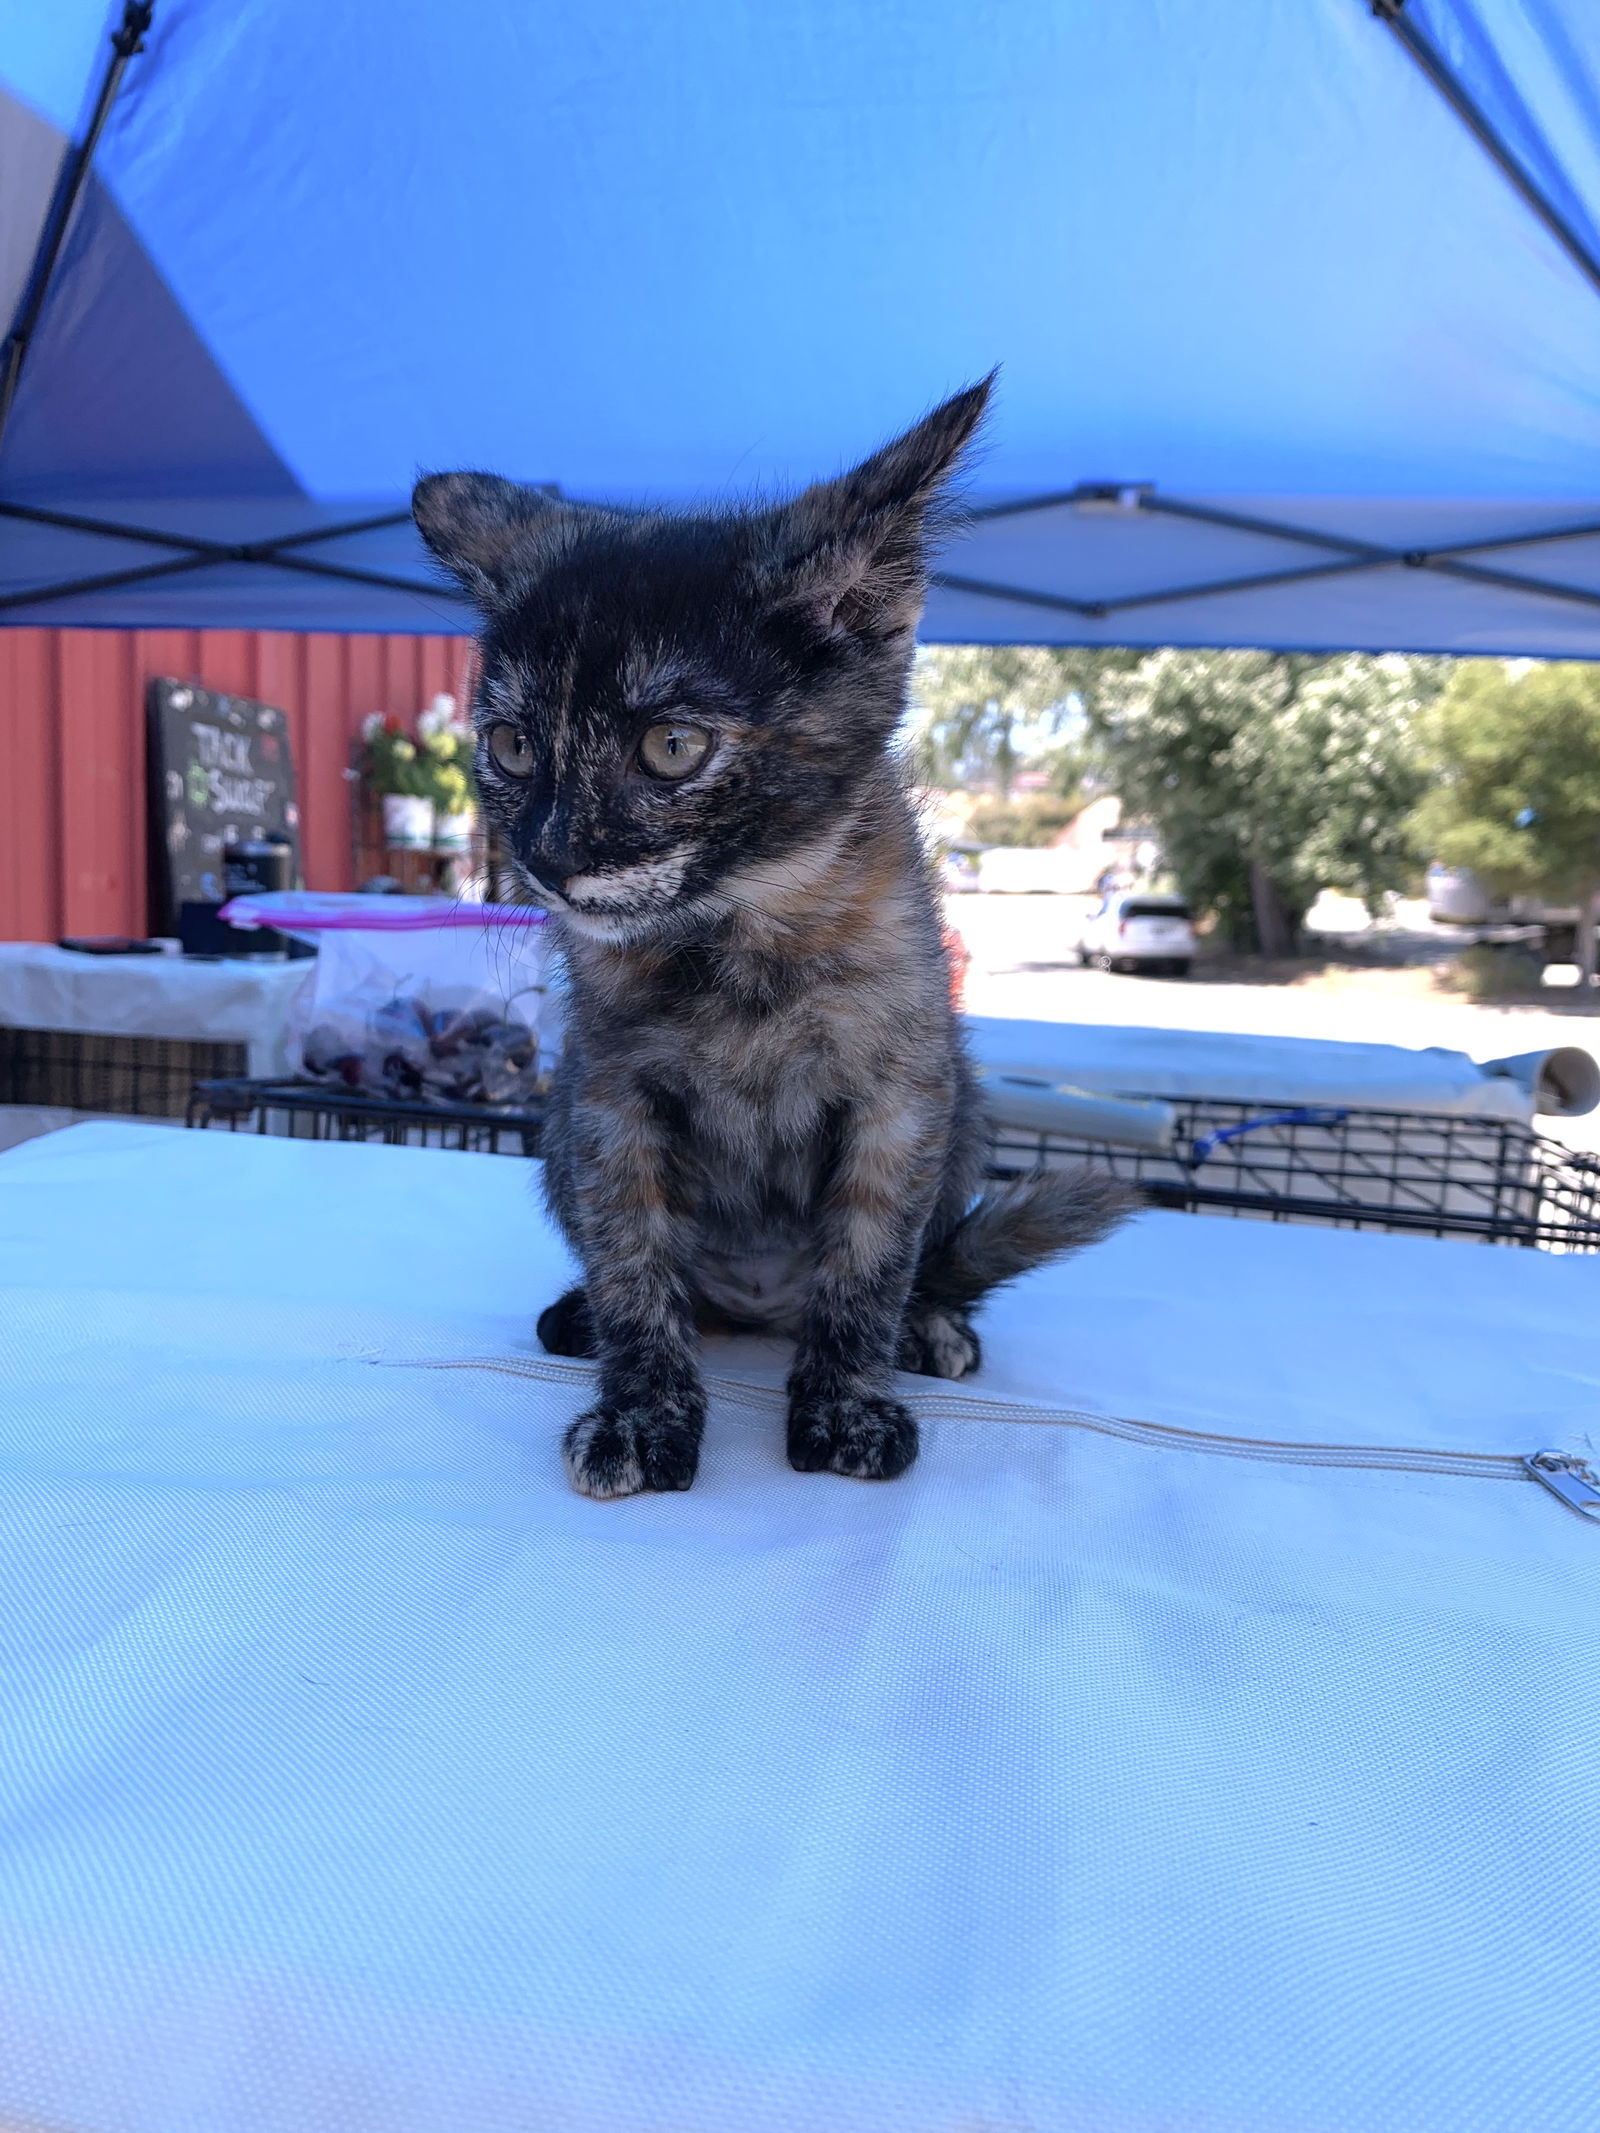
(486, 723), (535, 779)
(637, 720), (712, 781)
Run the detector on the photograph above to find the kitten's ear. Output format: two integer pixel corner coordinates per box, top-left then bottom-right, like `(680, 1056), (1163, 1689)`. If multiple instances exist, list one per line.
(412, 473), (562, 600)
(761, 375), (995, 642)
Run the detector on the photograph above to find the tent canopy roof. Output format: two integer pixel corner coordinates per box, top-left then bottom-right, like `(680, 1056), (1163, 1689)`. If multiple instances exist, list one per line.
(2, 0), (1599, 651)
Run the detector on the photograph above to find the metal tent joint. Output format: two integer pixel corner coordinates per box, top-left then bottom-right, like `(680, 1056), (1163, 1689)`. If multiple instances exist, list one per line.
(111, 3), (154, 57)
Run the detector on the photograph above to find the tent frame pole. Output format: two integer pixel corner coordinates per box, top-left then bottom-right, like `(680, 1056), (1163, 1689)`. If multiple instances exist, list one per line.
(0, 0), (466, 618)
(914, 3), (1600, 629)
(4, 2), (1600, 638)
(0, 3), (155, 460)
(1370, 0), (1600, 305)
(929, 487), (1600, 624)
(5, 485), (1600, 626)
(0, 501), (461, 614)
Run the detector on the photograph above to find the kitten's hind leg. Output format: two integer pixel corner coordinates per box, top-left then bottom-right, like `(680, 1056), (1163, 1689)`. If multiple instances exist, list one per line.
(537, 1285), (596, 1358)
(897, 1302), (981, 1380)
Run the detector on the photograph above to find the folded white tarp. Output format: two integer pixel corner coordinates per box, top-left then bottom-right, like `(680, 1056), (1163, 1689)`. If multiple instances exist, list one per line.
(0, 1123), (1596, 2133)
(0, 941), (309, 1076)
(967, 1013), (1565, 1120)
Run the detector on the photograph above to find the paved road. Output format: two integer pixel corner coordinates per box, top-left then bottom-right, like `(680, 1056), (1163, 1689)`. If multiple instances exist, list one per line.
(947, 893), (1600, 1156)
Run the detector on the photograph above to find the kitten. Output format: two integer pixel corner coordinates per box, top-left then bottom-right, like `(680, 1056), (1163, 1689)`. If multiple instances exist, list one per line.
(413, 378), (1129, 1498)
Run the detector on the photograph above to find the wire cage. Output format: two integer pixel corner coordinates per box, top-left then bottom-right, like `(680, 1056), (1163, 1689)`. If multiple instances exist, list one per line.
(985, 1094), (1600, 1253)
(188, 1076), (543, 1156)
(2, 1027), (249, 1118)
(184, 1076), (1600, 1252)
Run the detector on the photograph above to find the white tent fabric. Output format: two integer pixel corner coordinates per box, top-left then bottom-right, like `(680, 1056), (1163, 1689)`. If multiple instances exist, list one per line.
(0, 1122), (1596, 2132)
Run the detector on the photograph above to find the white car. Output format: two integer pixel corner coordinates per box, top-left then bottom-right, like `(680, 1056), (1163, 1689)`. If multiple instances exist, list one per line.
(1073, 892), (1195, 975)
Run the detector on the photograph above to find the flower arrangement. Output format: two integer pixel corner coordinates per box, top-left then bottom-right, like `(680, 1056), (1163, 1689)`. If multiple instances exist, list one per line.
(360, 711), (426, 797)
(361, 697), (479, 854)
(417, 695), (479, 850)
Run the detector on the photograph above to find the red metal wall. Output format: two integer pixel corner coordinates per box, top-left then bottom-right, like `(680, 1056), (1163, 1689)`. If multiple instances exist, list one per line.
(0, 629), (474, 942)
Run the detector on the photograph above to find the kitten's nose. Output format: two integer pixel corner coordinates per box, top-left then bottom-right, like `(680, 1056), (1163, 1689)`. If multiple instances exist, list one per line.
(522, 860), (569, 899)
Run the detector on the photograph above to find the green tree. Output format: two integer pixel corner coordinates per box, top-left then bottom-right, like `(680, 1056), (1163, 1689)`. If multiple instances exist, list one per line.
(1410, 660), (1600, 983)
(964, 793), (1087, 848)
(907, 646), (1135, 798)
(1093, 651), (1441, 954)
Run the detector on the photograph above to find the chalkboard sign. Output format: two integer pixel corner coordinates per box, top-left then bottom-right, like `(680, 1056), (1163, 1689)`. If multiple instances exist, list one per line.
(147, 679), (301, 932)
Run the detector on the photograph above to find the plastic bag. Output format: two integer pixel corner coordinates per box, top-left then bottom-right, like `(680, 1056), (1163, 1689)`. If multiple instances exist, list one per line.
(220, 893), (559, 1109)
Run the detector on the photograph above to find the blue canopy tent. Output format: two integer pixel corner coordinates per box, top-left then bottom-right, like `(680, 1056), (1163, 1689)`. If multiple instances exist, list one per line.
(1, 0), (1599, 653)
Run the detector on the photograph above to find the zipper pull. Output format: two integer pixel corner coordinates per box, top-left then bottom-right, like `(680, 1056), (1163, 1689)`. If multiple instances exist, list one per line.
(1524, 1451), (1600, 1520)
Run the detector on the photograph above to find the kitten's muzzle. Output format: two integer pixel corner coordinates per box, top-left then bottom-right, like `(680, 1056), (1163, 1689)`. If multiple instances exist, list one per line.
(520, 859), (571, 901)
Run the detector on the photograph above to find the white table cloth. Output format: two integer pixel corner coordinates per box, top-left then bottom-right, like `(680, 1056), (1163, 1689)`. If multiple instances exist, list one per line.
(0, 941), (310, 1077)
(0, 1123), (1596, 2133)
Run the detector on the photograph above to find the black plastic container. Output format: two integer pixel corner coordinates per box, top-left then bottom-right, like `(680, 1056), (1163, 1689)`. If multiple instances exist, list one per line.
(215, 836), (295, 959)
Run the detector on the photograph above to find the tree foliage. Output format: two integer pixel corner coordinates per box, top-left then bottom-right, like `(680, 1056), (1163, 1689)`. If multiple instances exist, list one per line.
(910, 643), (1446, 955)
(907, 646), (1136, 798)
(1411, 661), (1600, 900)
(1410, 660), (1600, 978)
(1091, 651), (1442, 952)
(964, 793), (1086, 848)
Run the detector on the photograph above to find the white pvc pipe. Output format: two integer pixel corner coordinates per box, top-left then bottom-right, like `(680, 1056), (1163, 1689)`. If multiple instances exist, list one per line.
(1478, 1046), (1600, 1118)
(976, 1065), (1177, 1151)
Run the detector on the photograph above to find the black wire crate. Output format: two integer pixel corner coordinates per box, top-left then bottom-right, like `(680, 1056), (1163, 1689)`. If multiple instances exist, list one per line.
(188, 1077), (543, 1156)
(986, 1094), (1600, 1253)
(187, 1076), (1600, 1253)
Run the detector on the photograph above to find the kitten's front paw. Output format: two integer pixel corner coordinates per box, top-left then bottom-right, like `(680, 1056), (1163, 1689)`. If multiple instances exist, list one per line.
(563, 1407), (700, 1498)
(897, 1307), (981, 1381)
(787, 1394), (919, 1481)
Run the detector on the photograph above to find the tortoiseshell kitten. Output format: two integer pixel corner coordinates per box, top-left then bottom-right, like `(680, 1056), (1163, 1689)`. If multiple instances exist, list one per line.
(413, 380), (1128, 1497)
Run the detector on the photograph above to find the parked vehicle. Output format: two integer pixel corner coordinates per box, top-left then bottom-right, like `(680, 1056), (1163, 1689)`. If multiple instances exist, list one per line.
(1073, 892), (1195, 975)
(1426, 864), (1584, 963)
(940, 847), (981, 893)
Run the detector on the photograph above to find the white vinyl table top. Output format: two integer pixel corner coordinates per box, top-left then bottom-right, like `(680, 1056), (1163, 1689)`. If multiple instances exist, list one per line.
(0, 1122), (1595, 2133)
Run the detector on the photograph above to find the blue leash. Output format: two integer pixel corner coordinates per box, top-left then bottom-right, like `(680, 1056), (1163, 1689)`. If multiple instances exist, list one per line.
(1188, 1106), (1351, 1167)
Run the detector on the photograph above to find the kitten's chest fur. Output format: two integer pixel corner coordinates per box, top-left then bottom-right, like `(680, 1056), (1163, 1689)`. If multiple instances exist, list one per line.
(552, 812), (960, 1331)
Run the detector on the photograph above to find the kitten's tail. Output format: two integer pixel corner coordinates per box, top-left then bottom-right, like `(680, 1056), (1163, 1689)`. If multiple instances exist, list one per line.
(912, 1168), (1135, 1313)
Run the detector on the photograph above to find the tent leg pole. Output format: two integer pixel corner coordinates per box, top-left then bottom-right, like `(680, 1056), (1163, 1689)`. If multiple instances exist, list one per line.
(0, 3), (155, 461)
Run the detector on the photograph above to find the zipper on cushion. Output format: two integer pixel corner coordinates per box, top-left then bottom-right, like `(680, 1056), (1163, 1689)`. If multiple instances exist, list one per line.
(390, 1353), (1598, 1521)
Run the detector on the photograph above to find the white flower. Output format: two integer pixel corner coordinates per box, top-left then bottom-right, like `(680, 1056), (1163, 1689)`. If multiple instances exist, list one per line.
(418, 693), (459, 740)
(361, 711), (386, 741)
